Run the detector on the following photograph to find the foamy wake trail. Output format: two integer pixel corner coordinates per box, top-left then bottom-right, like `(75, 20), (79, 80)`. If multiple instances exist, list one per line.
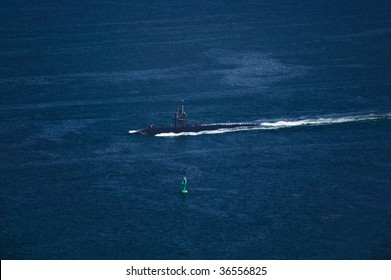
(260, 113), (391, 128)
(154, 112), (390, 137)
(128, 130), (138, 134)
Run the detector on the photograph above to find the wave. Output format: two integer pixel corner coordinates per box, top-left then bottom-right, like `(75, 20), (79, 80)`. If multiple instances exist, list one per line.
(153, 112), (390, 137)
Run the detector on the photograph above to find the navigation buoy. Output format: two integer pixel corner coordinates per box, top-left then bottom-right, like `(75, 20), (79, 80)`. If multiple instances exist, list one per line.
(181, 177), (188, 194)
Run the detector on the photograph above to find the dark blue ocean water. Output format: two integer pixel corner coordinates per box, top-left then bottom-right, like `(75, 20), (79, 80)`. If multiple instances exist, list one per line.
(1, 0), (391, 259)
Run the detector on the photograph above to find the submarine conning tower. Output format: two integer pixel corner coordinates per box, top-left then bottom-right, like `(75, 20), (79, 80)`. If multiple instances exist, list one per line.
(174, 105), (189, 128)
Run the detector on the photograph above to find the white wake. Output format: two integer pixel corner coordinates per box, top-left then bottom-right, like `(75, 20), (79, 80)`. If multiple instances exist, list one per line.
(260, 113), (391, 128)
(153, 112), (390, 137)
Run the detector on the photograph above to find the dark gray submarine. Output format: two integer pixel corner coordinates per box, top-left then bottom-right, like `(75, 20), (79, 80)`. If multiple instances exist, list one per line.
(134, 105), (257, 136)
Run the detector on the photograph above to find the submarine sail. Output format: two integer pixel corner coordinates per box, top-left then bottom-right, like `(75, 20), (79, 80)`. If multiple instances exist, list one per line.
(174, 105), (189, 128)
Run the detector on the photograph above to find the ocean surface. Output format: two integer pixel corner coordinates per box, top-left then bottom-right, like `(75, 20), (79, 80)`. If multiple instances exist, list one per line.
(1, 0), (391, 259)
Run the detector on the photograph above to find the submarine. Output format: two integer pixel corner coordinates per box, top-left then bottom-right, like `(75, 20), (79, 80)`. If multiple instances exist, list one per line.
(134, 105), (257, 136)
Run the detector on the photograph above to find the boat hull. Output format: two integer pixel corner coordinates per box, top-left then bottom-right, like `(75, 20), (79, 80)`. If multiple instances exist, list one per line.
(135, 123), (257, 136)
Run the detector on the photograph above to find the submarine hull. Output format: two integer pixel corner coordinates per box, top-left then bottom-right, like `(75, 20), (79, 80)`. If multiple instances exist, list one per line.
(135, 123), (257, 136)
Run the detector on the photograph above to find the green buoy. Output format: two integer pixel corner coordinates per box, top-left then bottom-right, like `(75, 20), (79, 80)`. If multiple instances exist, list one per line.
(181, 177), (188, 194)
